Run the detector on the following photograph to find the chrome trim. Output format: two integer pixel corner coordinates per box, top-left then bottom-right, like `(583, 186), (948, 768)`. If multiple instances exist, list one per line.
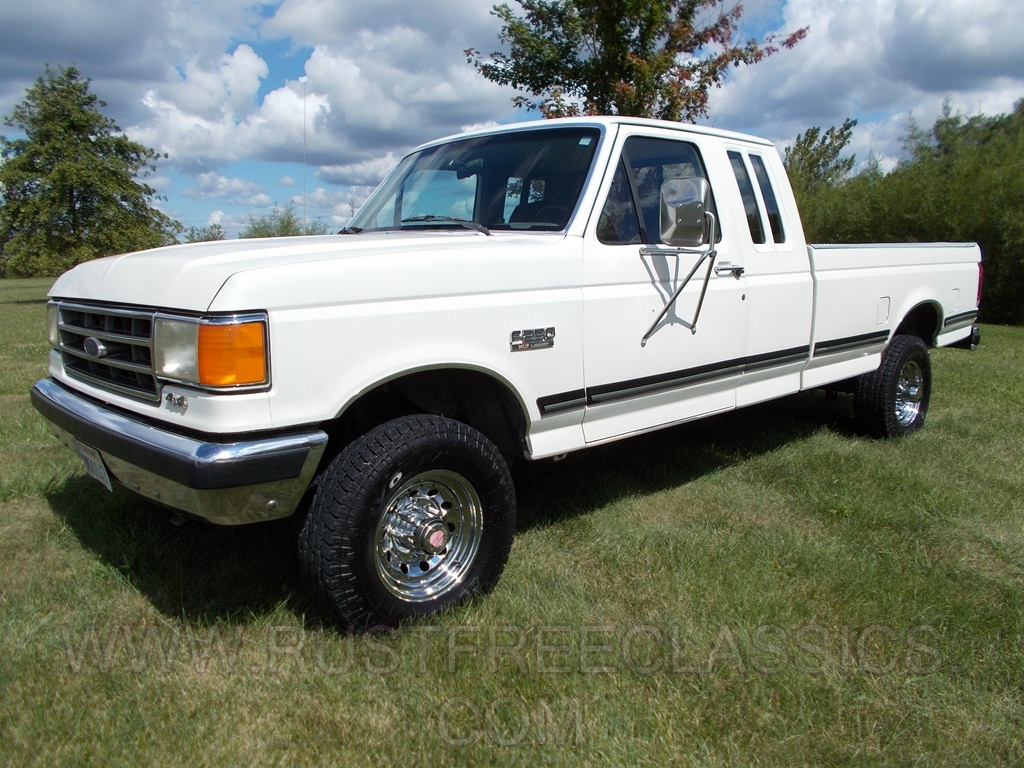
(32, 378), (327, 525)
(153, 311), (272, 393)
(52, 300), (159, 402)
(59, 368), (160, 403)
(62, 345), (151, 372)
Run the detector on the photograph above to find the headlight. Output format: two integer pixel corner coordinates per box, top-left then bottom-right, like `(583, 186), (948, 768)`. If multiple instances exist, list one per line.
(154, 314), (268, 389)
(154, 318), (199, 381)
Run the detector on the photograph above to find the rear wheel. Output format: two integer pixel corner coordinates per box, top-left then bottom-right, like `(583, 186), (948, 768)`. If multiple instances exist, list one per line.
(298, 415), (516, 628)
(855, 334), (932, 438)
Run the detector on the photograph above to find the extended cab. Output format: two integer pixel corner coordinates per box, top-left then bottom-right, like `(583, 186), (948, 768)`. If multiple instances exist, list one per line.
(31, 117), (982, 627)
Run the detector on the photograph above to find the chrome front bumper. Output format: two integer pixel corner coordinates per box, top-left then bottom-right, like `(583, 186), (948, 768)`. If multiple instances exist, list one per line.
(31, 378), (328, 525)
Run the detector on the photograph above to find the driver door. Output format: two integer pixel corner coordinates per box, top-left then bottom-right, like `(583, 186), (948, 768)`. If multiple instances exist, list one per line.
(581, 132), (748, 443)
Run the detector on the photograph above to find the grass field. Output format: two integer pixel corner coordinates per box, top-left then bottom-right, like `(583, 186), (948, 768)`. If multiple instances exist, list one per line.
(1, 276), (1021, 765)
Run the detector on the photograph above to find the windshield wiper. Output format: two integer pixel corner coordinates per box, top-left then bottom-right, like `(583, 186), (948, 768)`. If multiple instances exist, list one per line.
(400, 216), (491, 236)
(338, 226), (363, 234)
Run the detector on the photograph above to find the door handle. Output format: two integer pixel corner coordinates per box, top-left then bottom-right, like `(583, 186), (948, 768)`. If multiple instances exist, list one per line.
(715, 263), (745, 278)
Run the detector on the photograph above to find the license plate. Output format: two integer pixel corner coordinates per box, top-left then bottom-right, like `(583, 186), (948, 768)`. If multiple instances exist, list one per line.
(74, 440), (113, 492)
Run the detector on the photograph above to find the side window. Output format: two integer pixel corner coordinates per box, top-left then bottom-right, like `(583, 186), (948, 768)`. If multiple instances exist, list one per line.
(749, 154), (785, 243)
(728, 151), (766, 244)
(597, 160), (640, 244)
(598, 136), (714, 245)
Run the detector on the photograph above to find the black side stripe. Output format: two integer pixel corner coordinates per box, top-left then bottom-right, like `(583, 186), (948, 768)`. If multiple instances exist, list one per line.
(538, 345), (809, 415)
(813, 330), (889, 357)
(537, 389), (587, 416)
(943, 310), (978, 329)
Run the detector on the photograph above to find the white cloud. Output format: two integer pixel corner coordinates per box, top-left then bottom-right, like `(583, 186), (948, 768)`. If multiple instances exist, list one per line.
(318, 153), (402, 186)
(164, 44), (268, 119)
(460, 120), (502, 134)
(278, 175), (296, 187)
(2, 0), (1021, 230)
(183, 173), (271, 206)
(147, 174), (173, 194)
(707, 0), (1024, 164)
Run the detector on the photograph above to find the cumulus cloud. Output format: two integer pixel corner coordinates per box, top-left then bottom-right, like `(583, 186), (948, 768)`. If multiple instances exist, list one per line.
(2, 0), (1022, 230)
(182, 173), (271, 206)
(707, 0), (1024, 164)
(317, 153), (402, 186)
(0, 0), (263, 125)
(163, 44), (268, 119)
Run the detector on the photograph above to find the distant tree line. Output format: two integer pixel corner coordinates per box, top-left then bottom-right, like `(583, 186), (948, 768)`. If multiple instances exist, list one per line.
(787, 102), (1024, 325)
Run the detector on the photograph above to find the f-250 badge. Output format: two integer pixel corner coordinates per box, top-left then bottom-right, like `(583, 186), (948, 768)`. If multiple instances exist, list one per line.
(510, 327), (555, 352)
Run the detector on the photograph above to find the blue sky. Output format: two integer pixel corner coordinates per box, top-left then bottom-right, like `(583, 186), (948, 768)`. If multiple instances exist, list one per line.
(2, 0), (1022, 237)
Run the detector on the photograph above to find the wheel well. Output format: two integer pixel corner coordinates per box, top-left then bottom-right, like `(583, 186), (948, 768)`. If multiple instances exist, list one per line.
(319, 369), (528, 467)
(895, 302), (941, 346)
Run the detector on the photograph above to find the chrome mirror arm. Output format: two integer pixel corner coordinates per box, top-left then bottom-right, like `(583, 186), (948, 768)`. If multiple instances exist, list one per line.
(640, 211), (718, 347)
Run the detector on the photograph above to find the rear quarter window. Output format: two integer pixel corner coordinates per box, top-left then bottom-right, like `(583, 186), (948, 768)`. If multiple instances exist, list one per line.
(749, 154), (786, 243)
(728, 150), (766, 245)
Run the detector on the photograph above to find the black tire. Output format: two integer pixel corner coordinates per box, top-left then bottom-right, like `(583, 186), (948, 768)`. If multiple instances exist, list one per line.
(855, 334), (932, 438)
(298, 415), (516, 629)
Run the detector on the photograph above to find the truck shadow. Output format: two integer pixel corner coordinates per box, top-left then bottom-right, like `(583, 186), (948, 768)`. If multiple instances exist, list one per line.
(47, 390), (854, 626)
(47, 476), (317, 624)
(513, 390), (856, 531)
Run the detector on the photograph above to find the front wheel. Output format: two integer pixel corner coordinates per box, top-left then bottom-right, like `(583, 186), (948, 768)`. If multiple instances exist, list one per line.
(298, 415), (516, 628)
(855, 334), (932, 438)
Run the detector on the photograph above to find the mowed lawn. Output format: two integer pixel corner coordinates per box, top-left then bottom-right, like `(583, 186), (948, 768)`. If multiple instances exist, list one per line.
(1, 276), (1021, 766)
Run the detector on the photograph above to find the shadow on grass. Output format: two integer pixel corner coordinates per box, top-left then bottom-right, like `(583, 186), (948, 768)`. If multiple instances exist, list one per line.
(47, 477), (322, 625)
(514, 390), (856, 531)
(46, 390), (854, 626)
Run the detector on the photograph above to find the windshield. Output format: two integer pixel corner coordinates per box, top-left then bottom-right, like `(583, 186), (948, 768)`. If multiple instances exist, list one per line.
(349, 126), (602, 233)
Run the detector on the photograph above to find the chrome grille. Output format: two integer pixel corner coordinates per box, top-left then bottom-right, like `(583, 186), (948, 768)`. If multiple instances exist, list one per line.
(55, 302), (160, 402)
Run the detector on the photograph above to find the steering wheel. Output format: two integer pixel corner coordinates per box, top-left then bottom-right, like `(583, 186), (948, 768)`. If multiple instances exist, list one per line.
(535, 205), (570, 226)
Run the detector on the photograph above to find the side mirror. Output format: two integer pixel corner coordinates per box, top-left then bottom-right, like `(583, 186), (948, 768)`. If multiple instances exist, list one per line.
(660, 177), (711, 247)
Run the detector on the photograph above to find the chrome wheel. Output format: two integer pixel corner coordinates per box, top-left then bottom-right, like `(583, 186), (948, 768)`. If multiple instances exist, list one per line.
(854, 335), (932, 439)
(894, 359), (924, 427)
(299, 415), (515, 628)
(374, 469), (483, 603)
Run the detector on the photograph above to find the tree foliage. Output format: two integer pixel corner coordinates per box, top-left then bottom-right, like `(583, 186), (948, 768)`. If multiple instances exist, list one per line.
(467, 0), (807, 120)
(239, 204), (329, 238)
(184, 223), (226, 242)
(0, 65), (180, 277)
(784, 118), (858, 202)
(788, 103), (1024, 325)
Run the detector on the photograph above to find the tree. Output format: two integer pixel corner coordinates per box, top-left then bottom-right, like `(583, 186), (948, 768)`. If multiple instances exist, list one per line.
(184, 223), (226, 242)
(467, 0), (807, 120)
(239, 204), (329, 238)
(0, 65), (181, 277)
(783, 118), (858, 198)
(786, 104), (1024, 324)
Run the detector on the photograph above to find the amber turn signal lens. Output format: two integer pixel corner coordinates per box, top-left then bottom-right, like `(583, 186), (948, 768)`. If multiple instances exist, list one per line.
(198, 321), (266, 386)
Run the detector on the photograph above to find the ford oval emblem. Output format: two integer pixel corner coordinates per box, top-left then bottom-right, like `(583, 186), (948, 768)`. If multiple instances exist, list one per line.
(84, 337), (108, 359)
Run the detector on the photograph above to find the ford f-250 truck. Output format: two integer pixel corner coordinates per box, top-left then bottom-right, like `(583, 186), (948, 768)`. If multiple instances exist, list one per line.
(31, 116), (982, 628)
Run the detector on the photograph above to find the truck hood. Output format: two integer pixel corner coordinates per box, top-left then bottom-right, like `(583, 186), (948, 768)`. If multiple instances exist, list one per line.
(47, 231), (543, 312)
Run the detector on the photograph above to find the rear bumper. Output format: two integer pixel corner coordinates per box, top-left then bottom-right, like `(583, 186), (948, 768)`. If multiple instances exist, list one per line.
(31, 378), (327, 525)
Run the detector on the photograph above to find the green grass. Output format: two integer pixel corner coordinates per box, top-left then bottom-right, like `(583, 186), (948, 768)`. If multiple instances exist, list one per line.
(1, 276), (1022, 765)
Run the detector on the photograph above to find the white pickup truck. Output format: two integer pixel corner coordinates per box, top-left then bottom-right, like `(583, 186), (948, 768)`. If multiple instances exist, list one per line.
(32, 116), (981, 628)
